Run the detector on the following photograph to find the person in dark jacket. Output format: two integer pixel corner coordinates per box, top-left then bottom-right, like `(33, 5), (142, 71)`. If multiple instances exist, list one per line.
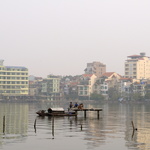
(74, 102), (78, 108)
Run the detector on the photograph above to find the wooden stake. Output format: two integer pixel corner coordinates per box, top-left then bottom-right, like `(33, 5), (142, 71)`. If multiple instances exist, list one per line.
(81, 124), (82, 131)
(34, 118), (37, 133)
(3, 116), (5, 133)
(97, 111), (100, 119)
(84, 110), (86, 118)
(52, 116), (54, 138)
(131, 121), (137, 131)
(131, 121), (135, 130)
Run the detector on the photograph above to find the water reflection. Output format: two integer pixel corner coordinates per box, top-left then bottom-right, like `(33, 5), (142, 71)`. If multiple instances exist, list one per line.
(0, 103), (28, 148)
(0, 102), (150, 150)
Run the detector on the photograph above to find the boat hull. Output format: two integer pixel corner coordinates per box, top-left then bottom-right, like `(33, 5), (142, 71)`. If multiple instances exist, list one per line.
(36, 111), (77, 117)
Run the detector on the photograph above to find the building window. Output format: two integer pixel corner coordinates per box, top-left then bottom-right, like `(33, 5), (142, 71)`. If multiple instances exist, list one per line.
(80, 87), (83, 90)
(80, 91), (83, 95)
(125, 64), (129, 67)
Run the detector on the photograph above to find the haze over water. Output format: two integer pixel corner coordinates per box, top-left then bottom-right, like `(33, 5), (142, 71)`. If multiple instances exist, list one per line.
(0, 101), (150, 150)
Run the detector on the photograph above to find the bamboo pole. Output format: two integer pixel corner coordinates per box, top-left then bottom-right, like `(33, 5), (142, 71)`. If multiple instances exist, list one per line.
(81, 124), (82, 131)
(34, 118), (37, 133)
(3, 116), (5, 133)
(97, 111), (100, 119)
(131, 121), (135, 130)
(52, 116), (54, 138)
(131, 121), (137, 130)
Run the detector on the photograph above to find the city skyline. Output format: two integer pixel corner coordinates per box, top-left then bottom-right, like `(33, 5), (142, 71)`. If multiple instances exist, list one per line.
(1, 0), (150, 77)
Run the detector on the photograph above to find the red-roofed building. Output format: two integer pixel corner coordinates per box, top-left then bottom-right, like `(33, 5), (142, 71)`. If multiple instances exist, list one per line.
(93, 72), (122, 99)
(100, 72), (122, 82)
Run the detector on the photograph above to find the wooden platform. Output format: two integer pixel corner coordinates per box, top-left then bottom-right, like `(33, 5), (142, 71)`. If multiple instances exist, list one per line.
(72, 108), (103, 118)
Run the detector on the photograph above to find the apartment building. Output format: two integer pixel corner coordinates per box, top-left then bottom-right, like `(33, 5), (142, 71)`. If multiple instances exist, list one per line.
(29, 75), (43, 97)
(93, 79), (108, 96)
(78, 74), (97, 99)
(132, 83), (146, 97)
(125, 52), (150, 79)
(84, 61), (106, 77)
(93, 72), (121, 97)
(41, 75), (61, 100)
(0, 60), (29, 97)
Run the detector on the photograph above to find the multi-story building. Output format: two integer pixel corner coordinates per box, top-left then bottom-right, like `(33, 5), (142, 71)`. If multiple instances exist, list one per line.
(132, 82), (146, 97)
(29, 75), (43, 98)
(100, 72), (121, 88)
(41, 75), (61, 100)
(78, 74), (97, 99)
(125, 52), (150, 79)
(0, 60), (29, 98)
(93, 72), (121, 98)
(84, 61), (106, 77)
(93, 78), (108, 97)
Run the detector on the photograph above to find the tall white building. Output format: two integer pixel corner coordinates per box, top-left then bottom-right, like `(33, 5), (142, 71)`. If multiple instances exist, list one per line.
(124, 52), (150, 79)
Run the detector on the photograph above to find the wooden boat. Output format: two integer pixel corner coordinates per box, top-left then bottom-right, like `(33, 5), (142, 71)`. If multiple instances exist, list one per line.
(36, 108), (77, 117)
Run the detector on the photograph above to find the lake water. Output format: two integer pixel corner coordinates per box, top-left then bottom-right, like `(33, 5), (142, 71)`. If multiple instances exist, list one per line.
(0, 101), (150, 150)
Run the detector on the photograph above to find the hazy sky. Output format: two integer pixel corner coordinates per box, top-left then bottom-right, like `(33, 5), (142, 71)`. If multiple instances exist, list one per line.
(1, 0), (150, 77)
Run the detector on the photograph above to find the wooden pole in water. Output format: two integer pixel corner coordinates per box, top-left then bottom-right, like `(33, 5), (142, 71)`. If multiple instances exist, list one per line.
(52, 115), (54, 138)
(3, 116), (5, 133)
(97, 110), (100, 119)
(34, 118), (37, 133)
(81, 124), (82, 131)
(131, 121), (137, 131)
(84, 110), (86, 118)
(131, 121), (135, 130)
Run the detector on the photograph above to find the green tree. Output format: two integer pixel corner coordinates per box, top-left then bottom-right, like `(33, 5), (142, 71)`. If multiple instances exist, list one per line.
(144, 84), (150, 100)
(108, 87), (121, 101)
(90, 93), (104, 101)
(130, 92), (143, 101)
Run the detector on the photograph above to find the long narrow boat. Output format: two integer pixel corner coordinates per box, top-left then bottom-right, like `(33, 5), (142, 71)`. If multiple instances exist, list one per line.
(36, 108), (77, 117)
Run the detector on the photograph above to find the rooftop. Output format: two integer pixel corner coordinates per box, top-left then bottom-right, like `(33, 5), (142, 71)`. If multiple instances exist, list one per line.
(127, 55), (142, 58)
(101, 72), (115, 77)
(6, 66), (27, 69)
(82, 74), (93, 77)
